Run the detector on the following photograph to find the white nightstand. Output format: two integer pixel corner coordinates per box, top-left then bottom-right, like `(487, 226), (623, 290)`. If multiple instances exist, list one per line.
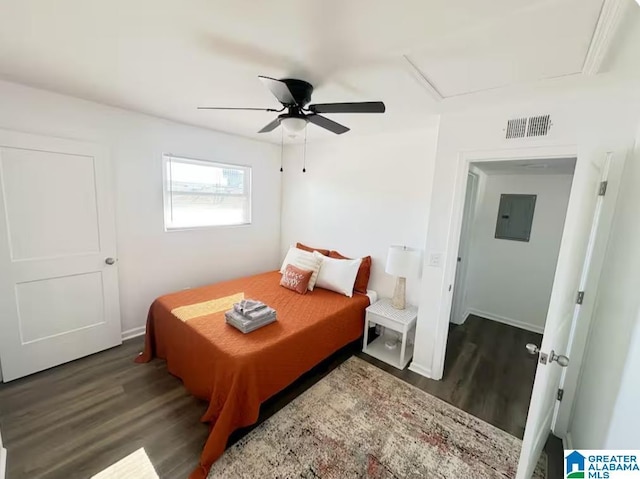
(362, 298), (418, 370)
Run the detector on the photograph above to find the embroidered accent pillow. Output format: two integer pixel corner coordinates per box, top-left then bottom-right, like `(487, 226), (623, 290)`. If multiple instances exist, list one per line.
(280, 264), (313, 294)
(280, 246), (323, 290)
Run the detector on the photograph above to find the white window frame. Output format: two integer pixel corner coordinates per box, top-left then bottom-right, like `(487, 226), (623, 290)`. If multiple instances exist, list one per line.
(162, 154), (252, 231)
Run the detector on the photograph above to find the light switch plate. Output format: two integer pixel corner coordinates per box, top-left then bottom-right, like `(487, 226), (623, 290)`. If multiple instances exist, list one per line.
(429, 252), (443, 267)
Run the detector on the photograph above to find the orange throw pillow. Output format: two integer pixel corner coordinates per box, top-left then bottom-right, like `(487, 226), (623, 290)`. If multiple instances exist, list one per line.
(296, 242), (330, 256)
(280, 264), (313, 295)
(329, 251), (372, 295)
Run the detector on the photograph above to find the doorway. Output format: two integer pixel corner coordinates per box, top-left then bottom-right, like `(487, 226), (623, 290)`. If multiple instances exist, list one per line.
(446, 158), (577, 437)
(422, 141), (622, 478)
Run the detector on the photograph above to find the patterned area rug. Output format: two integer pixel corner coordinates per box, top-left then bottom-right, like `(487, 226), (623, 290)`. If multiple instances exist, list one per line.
(208, 356), (546, 479)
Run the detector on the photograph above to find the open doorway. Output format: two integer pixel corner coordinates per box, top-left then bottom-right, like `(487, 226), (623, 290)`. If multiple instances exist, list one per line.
(445, 157), (577, 438)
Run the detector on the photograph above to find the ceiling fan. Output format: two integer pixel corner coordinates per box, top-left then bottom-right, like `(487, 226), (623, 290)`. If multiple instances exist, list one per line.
(198, 76), (386, 135)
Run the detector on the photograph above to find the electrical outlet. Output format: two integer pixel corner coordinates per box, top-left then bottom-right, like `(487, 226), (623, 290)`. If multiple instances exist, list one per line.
(429, 252), (443, 267)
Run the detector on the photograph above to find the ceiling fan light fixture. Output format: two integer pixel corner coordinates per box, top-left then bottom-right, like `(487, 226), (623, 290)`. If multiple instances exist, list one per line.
(200, 76), (385, 135)
(280, 116), (308, 134)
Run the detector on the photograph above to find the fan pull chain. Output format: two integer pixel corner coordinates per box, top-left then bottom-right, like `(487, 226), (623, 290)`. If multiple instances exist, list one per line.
(302, 126), (307, 173)
(279, 127), (284, 172)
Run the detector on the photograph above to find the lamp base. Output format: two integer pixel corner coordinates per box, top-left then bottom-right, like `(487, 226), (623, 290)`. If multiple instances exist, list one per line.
(392, 277), (406, 309)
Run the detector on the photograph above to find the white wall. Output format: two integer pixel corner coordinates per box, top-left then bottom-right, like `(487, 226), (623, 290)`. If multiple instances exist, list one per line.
(280, 126), (439, 305)
(0, 79), (282, 342)
(412, 84), (640, 379)
(569, 131), (640, 449)
(606, 312), (640, 449)
(461, 173), (573, 333)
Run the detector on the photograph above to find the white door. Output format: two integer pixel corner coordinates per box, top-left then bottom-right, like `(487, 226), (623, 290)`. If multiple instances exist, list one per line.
(0, 427), (6, 479)
(516, 154), (611, 478)
(450, 172), (479, 324)
(0, 129), (121, 382)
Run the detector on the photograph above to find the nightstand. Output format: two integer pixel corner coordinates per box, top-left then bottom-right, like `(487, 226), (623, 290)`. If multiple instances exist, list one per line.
(362, 298), (418, 370)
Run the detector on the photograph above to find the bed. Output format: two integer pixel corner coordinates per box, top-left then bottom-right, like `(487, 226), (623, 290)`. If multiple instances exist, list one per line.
(136, 270), (371, 479)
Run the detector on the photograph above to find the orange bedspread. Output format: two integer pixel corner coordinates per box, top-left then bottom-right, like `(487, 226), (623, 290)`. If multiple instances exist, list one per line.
(136, 271), (370, 478)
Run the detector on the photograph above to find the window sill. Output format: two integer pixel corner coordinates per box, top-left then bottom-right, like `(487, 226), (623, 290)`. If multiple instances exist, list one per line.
(164, 222), (252, 232)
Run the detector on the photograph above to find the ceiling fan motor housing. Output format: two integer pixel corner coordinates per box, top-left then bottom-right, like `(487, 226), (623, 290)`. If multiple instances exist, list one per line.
(281, 78), (313, 107)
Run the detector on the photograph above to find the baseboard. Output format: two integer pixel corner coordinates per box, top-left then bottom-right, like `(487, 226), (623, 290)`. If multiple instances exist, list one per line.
(121, 326), (146, 341)
(563, 432), (573, 450)
(449, 308), (469, 325)
(408, 361), (433, 379)
(466, 308), (545, 334)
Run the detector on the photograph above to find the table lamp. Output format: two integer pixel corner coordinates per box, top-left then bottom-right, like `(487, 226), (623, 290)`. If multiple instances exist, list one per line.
(385, 245), (421, 310)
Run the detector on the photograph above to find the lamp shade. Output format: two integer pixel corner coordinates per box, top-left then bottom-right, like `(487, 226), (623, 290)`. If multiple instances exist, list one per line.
(385, 245), (421, 278)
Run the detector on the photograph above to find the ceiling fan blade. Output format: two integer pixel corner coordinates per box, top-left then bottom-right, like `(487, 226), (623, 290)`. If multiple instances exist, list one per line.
(308, 101), (386, 114)
(307, 114), (350, 135)
(198, 106), (280, 111)
(258, 76), (297, 106)
(258, 118), (281, 133)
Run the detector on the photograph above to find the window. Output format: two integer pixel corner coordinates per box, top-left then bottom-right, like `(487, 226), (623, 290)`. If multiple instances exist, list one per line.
(495, 194), (536, 242)
(163, 154), (251, 230)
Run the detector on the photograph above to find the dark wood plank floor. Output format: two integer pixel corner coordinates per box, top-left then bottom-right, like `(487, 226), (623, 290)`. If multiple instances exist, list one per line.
(363, 314), (544, 439)
(0, 315), (560, 479)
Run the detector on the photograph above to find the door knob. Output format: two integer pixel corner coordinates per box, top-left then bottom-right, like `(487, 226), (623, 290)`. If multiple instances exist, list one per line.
(527, 343), (570, 366)
(525, 343), (540, 355)
(550, 350), (570, 367)
(105, 257), (116, 265)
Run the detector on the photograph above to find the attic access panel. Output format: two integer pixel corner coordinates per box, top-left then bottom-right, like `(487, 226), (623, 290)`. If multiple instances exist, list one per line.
(495, 194), (537, 242)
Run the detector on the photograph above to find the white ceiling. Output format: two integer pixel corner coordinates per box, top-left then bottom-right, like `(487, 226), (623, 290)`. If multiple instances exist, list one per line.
(0, 0), (631, 143)
(474, 158), (577, 176)
(406, 0), (604, 98)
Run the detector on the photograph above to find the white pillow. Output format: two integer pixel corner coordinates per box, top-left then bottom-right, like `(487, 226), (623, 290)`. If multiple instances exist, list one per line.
(313, 251), (362, 298)
(280, 246), (323, 290)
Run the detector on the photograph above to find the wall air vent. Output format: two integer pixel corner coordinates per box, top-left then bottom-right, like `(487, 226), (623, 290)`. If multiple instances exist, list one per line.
(505, 117), (527, 139)
(526, 114), (551, 137)
(505, 114), (552, 139)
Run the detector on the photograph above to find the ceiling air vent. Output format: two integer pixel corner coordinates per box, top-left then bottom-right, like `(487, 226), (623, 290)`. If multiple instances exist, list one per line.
(505, 114), (552, 139)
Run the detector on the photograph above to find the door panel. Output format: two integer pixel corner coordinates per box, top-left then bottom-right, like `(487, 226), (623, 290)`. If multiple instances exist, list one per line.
(16, 272), (105, 343)
(516, 154), (609, 478)
(1, 148), (100, 260)
(0, 129), (121, 382)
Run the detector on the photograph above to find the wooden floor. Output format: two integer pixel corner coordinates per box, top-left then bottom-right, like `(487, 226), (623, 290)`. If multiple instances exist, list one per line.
(0, 315), (560, 479)
(367, 314), (544, 439)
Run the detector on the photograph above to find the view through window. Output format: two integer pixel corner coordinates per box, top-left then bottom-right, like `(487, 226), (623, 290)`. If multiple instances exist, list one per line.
(164, 155), (251, 229)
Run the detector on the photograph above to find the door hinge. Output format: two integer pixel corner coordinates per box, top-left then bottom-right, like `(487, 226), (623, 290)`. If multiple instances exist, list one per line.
(599, 181), (608, 196)
(576, 291), (585, 305)
(557, 388), (564, 401)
